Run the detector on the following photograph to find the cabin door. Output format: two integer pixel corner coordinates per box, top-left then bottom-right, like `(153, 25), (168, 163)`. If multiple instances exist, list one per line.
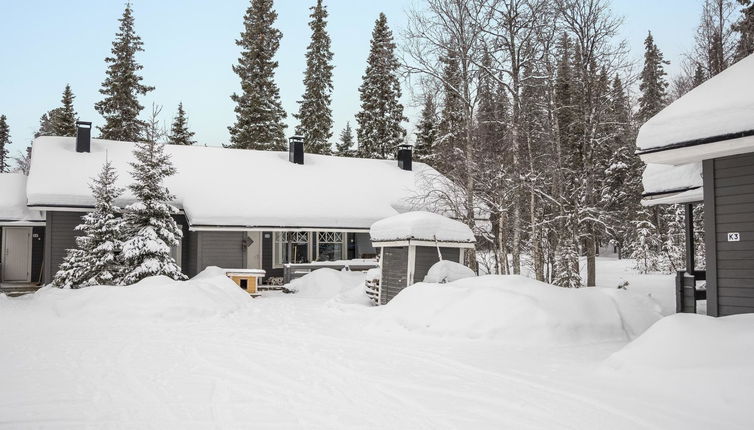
(1, 227), (32, 282)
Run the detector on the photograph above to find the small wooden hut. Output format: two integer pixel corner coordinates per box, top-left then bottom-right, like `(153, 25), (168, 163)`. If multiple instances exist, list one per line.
(370, 212), (476, 305)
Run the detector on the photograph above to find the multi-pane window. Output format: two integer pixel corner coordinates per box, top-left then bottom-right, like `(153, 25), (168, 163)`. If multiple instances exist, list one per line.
(273, 231), (310, 267)
(316, 232), (344, 262)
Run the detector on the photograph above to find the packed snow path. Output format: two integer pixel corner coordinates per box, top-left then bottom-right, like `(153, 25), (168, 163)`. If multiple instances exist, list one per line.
(2, 290), (749, 429)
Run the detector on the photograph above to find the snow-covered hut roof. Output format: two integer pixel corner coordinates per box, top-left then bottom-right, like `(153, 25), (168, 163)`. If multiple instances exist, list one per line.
(641, 162), (703, 206)
(0, 173), (45, 226)
(370, 211), (476, 244)
(26, 137), (443, 230)
(637, 53), (754, 165)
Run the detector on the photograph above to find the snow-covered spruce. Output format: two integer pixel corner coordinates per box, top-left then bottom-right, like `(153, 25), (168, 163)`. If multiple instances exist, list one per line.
(53, 161), (125, 288)
(120, 139), (185, 285)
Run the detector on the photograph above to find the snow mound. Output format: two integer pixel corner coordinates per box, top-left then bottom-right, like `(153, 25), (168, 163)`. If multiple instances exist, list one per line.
(607, 313), (754, 370)
(377, 275), (662, 345)
(370, 211), (475, 243)
(423, 260), (475, 283)
(30, 267), (250, 321)
(284, 268), (367, 299)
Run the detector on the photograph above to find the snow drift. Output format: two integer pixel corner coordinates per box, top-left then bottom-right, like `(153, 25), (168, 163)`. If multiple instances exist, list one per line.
(24, 267), (250, 321)
(377, 275), (662, 345)
(423, 260), (476, 283)
(283, 268), (367, 300)
(369, 211), (475, 243)
(607, 313), (754, 370)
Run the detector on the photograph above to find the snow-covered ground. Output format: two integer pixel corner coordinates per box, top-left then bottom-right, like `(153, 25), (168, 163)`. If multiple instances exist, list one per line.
(1, 259), (750, 429)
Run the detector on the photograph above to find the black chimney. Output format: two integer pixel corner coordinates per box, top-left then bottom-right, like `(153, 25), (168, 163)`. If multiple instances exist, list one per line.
(289, 135), (304, 165)
(397, 144), (412, 171)
(76, 121), (92, 153)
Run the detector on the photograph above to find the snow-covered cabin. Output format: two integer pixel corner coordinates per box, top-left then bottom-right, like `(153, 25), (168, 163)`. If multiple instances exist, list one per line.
(25, 132), (445, 284)
(370, 211), (475, 304)
(0, 173), (45, 283)
(637, 53), (754, 316)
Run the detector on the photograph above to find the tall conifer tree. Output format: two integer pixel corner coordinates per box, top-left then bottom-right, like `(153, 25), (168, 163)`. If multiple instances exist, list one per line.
(168, 103), (196, 145)
(120, 140), (185, 284)
(734, 0), (754, 60)
(356, 13), (406, 159)
(52, 84), (78, 137)
(335, 122), (355, 156)
(295, 0), (334, 154)
(228, 0), (287, 150)
(95, 3), (154, 142)
(414, 94), (438, 164)
(637, 31), (669, 125)
(0, 115), (9, 173)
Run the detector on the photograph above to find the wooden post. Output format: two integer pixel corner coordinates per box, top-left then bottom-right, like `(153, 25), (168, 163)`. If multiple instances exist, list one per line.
(684, 203), (695, 274)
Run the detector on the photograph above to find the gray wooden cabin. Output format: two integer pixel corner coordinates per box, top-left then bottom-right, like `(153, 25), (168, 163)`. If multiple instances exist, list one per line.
(638, 53), (754, 316)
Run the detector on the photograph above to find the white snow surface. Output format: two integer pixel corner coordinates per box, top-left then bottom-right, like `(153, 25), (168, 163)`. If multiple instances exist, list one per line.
(0, 173), (44, 223)
(1, 258), (752, 429)
(369, 211), (475, 242)
(378, 275), (662, 345)
(423, 260), (476, 283)
(641, 162), (703, 205)
(283, 268), (367, 300)
(26, 137), (441, 229)
(637, 53), (754, 151)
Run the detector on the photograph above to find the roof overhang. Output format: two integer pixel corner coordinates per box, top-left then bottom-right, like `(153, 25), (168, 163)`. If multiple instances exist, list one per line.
(371, 239), (476, 248)
(189, 225), (371, 233)
(641, 187), (704, 206)
(0, 220), (46, 227)
(638, 132), (754, 165)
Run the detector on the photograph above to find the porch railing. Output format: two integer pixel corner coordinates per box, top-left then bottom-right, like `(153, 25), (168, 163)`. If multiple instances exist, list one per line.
(283, 260), (380, 284)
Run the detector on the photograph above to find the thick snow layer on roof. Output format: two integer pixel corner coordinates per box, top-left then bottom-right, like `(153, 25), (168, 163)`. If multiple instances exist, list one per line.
(26, 137), (441, 229)
(369, 211), (475, 243)
(642, 162), (702, 199)
(637, 54), (754, 152)
(0, 173), (44, 223)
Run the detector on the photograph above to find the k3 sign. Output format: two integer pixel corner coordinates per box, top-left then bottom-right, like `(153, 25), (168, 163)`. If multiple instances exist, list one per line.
(727, 232), (741, 242)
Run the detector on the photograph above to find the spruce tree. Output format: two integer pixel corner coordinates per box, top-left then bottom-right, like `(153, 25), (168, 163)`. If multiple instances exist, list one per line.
(692, 62), (707, 87)
(35, 110), (60, 138)
(356, 13), (406, 159)
(733, 0), (754, 60)
(0, 115), (10, 173)
(414, 94), (438, 164)
(436, 48), (465, 174)
(95, 2), (154, 142)
(52, 162), (125, 288)
(228, 0), (287, 150)
(335, 122), (355, 156)
(295, 0), (334, 154)
(52, 84), (78, 137)
(167, 103), (196, 145)
(120, 140), (186, 284)
(637, 31), (669, 125)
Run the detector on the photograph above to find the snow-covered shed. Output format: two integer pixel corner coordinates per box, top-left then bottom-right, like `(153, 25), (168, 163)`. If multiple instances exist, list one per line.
(26, 133), (444, 283)
(637, 53), (754, 317)
(370, 211), (476, 305)
(0, 173), (45, 283)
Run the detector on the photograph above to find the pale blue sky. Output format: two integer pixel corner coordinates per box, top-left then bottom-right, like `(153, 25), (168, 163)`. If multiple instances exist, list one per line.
(0, 0), (701, 157)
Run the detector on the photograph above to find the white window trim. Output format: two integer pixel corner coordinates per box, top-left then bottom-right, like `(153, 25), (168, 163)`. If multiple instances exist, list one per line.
(273, 231), (312, 269)
(314, 231), (347, 261)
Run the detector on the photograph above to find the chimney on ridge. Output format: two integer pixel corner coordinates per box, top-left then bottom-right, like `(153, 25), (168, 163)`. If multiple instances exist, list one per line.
(397, 144), (412, 171)
(75, 121), (92, 153)
(289, 135), (304, 165)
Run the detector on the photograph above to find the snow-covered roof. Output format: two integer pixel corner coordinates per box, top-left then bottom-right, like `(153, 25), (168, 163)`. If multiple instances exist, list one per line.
(641, 162), (703, 206)
(26, 137), (443, 230)
(637, 53), (754, 164)
(0, 173), (45, 225)
(370, 211), (475, 243)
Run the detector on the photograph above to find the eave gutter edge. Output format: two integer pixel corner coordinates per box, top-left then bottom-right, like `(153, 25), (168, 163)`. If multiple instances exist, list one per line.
(636, 129), (754, 156)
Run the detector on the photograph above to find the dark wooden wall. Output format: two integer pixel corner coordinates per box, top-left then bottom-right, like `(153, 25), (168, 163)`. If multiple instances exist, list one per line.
(413, 246), (460, 284)
(704, 153), (754, 316)
(380, 246), (408, 305)
(44, 211), (85, 284)
(195, 231), (245, 274)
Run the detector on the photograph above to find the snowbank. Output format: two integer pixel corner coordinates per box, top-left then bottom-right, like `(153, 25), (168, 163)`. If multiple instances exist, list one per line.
(0, 173), (44, 223)
(25, 267), (250, 321)
(283, 268), (367, 300)
(607, 313), (754, 370)
(377, 275), (662, 345)
(370, 211), (475, 243)
(423, 260), (475, 283)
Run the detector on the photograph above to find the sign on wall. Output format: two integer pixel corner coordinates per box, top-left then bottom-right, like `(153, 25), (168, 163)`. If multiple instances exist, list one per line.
(728, 232), (741, 242)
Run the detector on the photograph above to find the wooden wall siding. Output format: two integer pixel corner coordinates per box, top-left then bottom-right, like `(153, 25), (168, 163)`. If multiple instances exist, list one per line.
(708, 153), (754, 316)
(44, 211), (86, 284)
(196, 231), (245, 273)
(261, 232), (283, 278)
(31, 226), (45, 283)
(413, 246), (460, 284)
(184, 231), (199, 278)
(380, 246), (408, 305)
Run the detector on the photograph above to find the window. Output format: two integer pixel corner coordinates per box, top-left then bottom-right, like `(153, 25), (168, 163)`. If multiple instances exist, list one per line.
(273, 231), (310, 267)
(316, 232), (345, 262)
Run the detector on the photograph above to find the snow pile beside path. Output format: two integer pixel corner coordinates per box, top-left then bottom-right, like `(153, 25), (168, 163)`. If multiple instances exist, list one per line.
(378, 275), (662, 345)
(284, 268), (367, 300)
(29, 267), (250, 321)
(370, 211), (475, 243)
(607, 313), (754, 370)
(423, 260), (475, 283)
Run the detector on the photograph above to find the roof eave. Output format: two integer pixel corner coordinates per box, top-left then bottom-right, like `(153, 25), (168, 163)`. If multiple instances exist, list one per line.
(638, 132), (754, 165)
